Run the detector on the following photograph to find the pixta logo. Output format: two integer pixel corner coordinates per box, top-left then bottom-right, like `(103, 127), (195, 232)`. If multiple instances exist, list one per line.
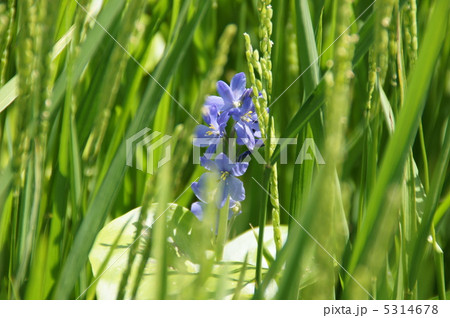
(126, 128), (172, 174)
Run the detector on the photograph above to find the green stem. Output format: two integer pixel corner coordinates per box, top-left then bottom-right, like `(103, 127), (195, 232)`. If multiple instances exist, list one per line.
(215, 198), (229, 261)
(255, 167), (271, 287)
(418, 122), (429, 193)
(431, 226), (446, 300)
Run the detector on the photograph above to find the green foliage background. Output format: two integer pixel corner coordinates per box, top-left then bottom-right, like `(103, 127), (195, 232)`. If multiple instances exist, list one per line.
(0, 0), (449, 299)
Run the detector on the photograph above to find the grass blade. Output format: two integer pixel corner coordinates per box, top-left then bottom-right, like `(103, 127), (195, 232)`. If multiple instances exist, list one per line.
(345, 0), (450, 291)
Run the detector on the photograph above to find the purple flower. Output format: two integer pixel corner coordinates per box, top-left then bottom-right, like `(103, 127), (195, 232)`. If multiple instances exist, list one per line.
(190, 199), (242, 221)
(204, 95), (225, 111)
(190, 72), (263, 222)
(215, 73), (252, 112)
(191, 153), (248, 208)
(229, 97), (262, 150)
(193, 105), (229, 152)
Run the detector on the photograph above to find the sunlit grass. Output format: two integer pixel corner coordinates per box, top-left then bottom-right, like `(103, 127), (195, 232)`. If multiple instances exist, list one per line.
(0, 0), (449, 300)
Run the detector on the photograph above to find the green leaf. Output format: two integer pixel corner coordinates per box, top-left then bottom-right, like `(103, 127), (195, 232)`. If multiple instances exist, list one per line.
(53, 3), (210, 299)
(378, 78), (395, 134)
(89, 205), (286, 299)
(345, 0), (450, 287)
(0, 26), (74, 114)
(50, 0), (127, 113)
(270, 79), (325, 165)
(295, 0), (320, 96)
(0, 76), (17, 114)
(352, 12), (374, 66)
(89, 204), (197, 299)
(223, 225), (288, 267)
(409, 121), (450, 287)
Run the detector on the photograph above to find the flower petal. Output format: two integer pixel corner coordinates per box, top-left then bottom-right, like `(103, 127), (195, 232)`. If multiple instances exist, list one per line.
(200, 156), (218, 172)
(191, 179), (203, 202)
(230, 72), (246, 99)
(214, 153), (233, 173)
(195, 125), (215, 138)
(231, 161), (249, 177)
(217, 110), (231, 129)
(205, 143), (218, 154)
(229, 107), (242, 121)
(241, 96), (253, 113)
(225, 176), (245, 202)
(201, 105), (219, 125)
(237, 150), (252, 162)
(193, 126), (217, 147)
(235, 122), (255, 150)
(217, 81), (234, 106)
(191, 201), (205, 221)
(205, 96), (225, 110)
(255, 139), (264, 147)
(234, 122), (246, 140)
(192, 172), (220, 203)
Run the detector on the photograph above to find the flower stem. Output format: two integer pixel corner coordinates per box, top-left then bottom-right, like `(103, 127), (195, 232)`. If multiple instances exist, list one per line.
(215, 198), (230, 261)
(255, 166), (271, 287)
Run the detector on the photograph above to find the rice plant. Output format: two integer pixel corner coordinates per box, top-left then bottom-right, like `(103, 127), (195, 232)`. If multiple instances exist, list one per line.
(0, 0), (449, 300)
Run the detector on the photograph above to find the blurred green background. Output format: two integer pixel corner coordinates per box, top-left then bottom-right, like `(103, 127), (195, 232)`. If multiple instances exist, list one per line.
(0, 0), (449, 299)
